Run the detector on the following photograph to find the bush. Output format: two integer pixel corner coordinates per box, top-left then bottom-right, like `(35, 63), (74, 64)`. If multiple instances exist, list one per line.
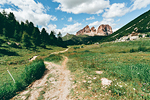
(138, 46), (147, 52)
(0, 60), (45, 100)
(73, 47), (80, 50)
(44, 54), (63, 63)
(23, 59), (45, 84)
(130, 48), (137, 53)
(40, 44), (46, 48)
(10, 42), (18, 48)
(139, 35), (142, 38)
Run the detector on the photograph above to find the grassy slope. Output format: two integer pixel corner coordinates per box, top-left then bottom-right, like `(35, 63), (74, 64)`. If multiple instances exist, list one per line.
(0, 35), (66, 88)
(64, 38), (150, 99)
(103, 10), (150, 42)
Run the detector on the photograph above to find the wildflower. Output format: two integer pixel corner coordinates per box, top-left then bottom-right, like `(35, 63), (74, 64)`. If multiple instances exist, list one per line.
(88, 80), (92, 83)
(141, 94), (144, 96)
(133, 88), (135, 90)
(137, 73), (139, 74)
(93, 77), (96, 80)
(118, 85), (122, 87)
(83, 80), (86, 83)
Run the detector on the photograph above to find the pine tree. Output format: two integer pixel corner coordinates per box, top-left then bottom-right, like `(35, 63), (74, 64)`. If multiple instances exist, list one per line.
(57, 32), (63, 46)
(6, 12), (16, 38)
(49, 31), (57, 45)
(22, 32), (32, 49)
(0, 12), (4, 34)
(41, 28), (49, 45)
(32, 27), (41, 47)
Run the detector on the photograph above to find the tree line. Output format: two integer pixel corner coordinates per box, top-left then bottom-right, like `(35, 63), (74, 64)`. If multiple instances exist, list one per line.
(0, 10), (66, 48)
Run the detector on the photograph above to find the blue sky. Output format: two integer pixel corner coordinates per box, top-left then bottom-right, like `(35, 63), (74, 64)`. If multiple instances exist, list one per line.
(0, 0), (150, 36)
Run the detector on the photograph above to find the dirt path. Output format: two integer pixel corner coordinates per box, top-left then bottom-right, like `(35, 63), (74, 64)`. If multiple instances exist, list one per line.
(12, 48), (71, 100)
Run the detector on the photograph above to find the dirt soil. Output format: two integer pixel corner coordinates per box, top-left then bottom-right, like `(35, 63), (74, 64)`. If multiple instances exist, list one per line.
(11, 48), (72, 100)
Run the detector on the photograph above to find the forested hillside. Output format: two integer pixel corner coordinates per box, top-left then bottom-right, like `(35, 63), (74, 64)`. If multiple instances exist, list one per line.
(0, 10), (66, 48)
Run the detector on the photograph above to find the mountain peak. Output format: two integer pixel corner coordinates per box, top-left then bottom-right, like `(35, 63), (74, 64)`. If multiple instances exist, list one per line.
(76, 24), (113, 36)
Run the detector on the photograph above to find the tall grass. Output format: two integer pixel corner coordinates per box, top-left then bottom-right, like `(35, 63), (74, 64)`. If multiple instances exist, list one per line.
(44, 54), (63, 63)
(0, 60), (45, 100)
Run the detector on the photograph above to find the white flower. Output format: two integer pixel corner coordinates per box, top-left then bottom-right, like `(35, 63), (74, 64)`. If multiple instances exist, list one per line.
(88, 80), (92, 83)
(133, 88), (135, 90)
(83, 80), (86, 83)
(118, 85), (122, 87)
(93, 77), (96, 80)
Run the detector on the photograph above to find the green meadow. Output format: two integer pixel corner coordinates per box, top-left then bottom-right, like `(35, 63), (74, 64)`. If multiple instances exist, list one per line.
(0, 36), (66, 99)
(63, 38), (150, 99)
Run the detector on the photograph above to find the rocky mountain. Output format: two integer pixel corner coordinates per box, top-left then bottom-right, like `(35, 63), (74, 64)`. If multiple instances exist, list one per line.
(76, 24), (113, 36)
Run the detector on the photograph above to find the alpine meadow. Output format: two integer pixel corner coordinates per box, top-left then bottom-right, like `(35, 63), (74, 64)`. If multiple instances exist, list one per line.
(0, 0), (150, 100)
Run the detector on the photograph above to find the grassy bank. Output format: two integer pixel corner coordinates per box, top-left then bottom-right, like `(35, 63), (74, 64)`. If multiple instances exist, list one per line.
(0, 60), (45, 100)
(0, 36), (66, 99)
(65, 39), (150, 99)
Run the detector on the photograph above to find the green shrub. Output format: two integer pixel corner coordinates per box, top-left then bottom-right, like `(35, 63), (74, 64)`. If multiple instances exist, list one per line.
(84, 50), (90, 52)
(138, 46), (147, 52)
(130, 48), (137, 53)
(44, 54), (63, 62)
(10, 42), (18, 48)
(23, 59), (45, 85)
(0, 60), (45, 100)
(139, 35), (142, 38)
(40, 44), (46, 48)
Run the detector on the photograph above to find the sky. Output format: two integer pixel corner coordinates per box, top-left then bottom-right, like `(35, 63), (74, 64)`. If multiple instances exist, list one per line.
(0, 0), (150, 36)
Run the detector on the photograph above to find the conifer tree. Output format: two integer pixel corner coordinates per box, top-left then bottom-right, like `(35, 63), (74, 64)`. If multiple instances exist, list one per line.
(22, 32), (32, 49)
(32, 27), (41, 47)
(57, 32), (63, 46)
(49, 31), (57, 45)
(6, 12), (16, 38)
(41, 28), (49, 45)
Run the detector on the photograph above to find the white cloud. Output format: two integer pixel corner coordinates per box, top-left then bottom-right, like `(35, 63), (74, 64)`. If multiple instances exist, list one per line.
(0, 0), (57, 26)
(116, 19), (120, 22)
(61, 18), (64, 20)
(130, 0), (150, 11)
(86, 16), (95, 20)
(53, 0), (110, 14)
(89, 18), (116, 32)
(68, 17), (72, 22)
(103, 3), (129, 18)
(42, 23), (82, 36)
(89, 18), (115, 27)
(59, 22), (82, 35)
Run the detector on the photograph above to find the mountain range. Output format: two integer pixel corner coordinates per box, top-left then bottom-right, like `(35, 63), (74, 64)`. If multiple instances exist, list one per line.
(76, 24), (113, 36)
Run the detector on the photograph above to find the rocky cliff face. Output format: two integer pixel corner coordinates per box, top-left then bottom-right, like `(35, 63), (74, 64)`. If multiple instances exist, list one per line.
(76, 24), (113, 36)
(97, 24), (113, 36)
(76, 25), (91, 36)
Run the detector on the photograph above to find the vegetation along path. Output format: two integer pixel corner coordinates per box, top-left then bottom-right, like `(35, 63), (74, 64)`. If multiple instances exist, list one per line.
(11, 48), (71, 100)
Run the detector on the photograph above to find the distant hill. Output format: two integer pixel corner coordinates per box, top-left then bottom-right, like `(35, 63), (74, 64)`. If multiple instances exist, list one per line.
(63, 34), (105, 45)
(62, 33), (75, 41)
(103, 10), (150, 42)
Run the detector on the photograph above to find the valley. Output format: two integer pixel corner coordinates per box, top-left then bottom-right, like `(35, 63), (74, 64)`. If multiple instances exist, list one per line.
(0, 6), (150, 100)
